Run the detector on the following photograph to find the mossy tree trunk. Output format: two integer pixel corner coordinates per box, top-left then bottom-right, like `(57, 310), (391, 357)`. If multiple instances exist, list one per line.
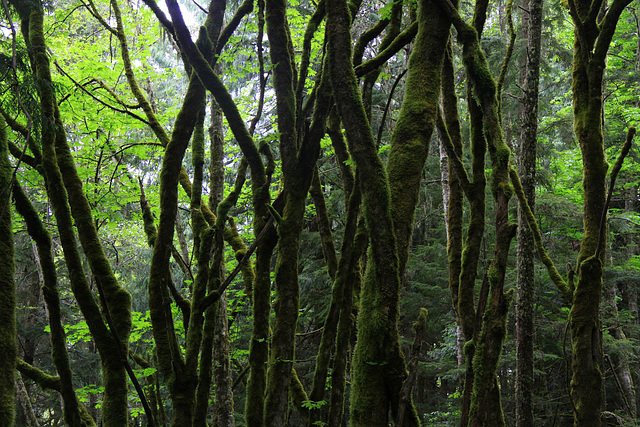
(568, 0), (633, 424)
(327, 0), (449, 424)
(13, 183), (95, 426)
(436, 0), (520, 424)
(25, 5), (133, 425)
(0, 107), (16, 427)
(262, 1), (335, 424)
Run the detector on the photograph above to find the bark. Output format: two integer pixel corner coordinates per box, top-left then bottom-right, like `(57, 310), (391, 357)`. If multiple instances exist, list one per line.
(436, 1), (520, 424)
(27, 7), (132, 425)
(12, 184), (95, 426)
(327, 0), (447, 424)
(515, 0), (542, 424)
(263, 1), (331, 422)
(438, 39), (465, 371)
(0, 109), (15, 427)
(210, 91), (234, 427)
(568, 0), (633, 424)
(388, 0), (450, 277)
(262, 1), (305, 422)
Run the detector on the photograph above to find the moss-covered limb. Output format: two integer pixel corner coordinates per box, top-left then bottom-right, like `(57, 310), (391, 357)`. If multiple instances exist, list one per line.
(16, 359), (60, 392)
(264, 196), (308, 425)
(179, 226), (215, 425)
(165, 4), (265, 181)
(245, 226), (277, 426)
(209, 96), (225, 209)
(439, 39), (464, 364)
(0, 112), (15, 427)
(328, 219), (367, 427)
(509, 168), (572, 300)
(0, 106), (42, 166)
(12, 183), (94, 426)
(146, 72), (206, 393)
(298, 65), (331, 178)
(215, 0), (254, 57)
(352, 14), (391, 67)
(265, 42), (330, 427)
(396, 309), (428, 426)
(495, 0), (515, 94)
(213, 297), (234, 427)
(244, 288), (270, 424)
(29, 8), (129, 425)
(192, 281), (219, 427)
(108, 0), (169, 146)
(353, 21), (418, 77)
(265, 0), (298, 182)
(457, 137), (486, 340)
(212, 296), (234, 427)
(223, 217), (255, 301)
(296, 0), (325, 123)
(592, 0), (634, 64)
(469, 254), (516, 426)
(570, 256), (604, 426)
(595, 127), (635, 259)
(310, 169), (338, 281)
(327, 110), (355, 200)
(195, 94), (228, 426)
(139, 179), (192, 319)
(191, 104), (208, 260)
(144, 0), (224, 389)
(327, 0), (419, 424)
(307, 176), (362, 426)
(290, 369), (311, 420)
(388, 0), (450, 275)
(361, 2), (402, 122)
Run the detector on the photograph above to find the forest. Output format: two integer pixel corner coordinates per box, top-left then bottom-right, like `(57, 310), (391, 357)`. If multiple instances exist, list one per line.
(1, 0), (640, 425)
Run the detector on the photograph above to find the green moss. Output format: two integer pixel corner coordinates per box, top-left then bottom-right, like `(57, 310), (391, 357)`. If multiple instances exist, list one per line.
(0, 112), (15, 427)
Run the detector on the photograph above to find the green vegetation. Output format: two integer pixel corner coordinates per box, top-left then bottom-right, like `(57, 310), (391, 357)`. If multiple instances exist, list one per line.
(2, 0), (640, 426)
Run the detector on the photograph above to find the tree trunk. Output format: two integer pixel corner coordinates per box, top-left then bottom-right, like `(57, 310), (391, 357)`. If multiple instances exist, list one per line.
(515, 0), (542, 424)
(328, 0), (450, 424)
(568, 0), (633, 424)
(0, 108), (16, 427)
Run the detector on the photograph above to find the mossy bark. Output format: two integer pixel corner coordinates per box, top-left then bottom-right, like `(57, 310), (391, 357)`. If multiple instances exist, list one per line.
(13, 184), (95, 426)
(263, 2), (331, 423)
(326, 0), (430, 424)
(436, 2), (520, 423)
(388, 0), (450, 276)
(159, 9), (273, 424)
(262, 1), (304, 421)
(0, 110), (16, 427)
(567, 0), (633, 424)
(27, 7), (131, 425)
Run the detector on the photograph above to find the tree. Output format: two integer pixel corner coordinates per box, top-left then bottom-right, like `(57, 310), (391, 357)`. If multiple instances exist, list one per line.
(3, 0), (640, 425)
(515, 0), (543, 424)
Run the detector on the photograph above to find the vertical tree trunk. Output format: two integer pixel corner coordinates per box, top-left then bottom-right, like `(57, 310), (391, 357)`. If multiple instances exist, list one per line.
(568, 0), (633, 424)
(0, 111), (16, 427)
(328, 0), (450, 424)
(515, 0), (542, 424)
(210, 95), (235, 427)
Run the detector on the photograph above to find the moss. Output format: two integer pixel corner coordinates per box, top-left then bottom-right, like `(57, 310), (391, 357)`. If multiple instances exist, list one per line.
(13, 184), (95, 426)
(28, 7), (128, 425)
(0, 112), (16, 427)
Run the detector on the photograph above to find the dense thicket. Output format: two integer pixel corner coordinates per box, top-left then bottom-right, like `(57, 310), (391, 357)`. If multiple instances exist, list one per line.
(1, 0), (640, 426)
